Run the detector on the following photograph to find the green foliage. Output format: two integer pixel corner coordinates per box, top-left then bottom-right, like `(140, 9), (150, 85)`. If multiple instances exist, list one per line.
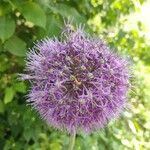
(0, 15), (15, 43)
(49, 3), (86, 23)
(18, 1), (46, 28)
(0, 0), (149, 150)
(4, 87), (15, 104)
(4, 35), (27, 56)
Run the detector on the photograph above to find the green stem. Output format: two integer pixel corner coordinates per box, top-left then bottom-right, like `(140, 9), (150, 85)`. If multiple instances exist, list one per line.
(68, 130), (76, 150)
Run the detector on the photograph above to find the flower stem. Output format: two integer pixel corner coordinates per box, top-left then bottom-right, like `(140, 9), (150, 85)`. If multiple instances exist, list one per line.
(68, 130), (76, 150)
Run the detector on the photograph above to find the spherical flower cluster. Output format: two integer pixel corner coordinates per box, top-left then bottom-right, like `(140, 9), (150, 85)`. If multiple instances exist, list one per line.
(20, 24), (130, 133)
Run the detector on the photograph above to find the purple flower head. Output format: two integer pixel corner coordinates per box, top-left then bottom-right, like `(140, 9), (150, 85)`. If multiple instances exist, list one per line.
(20, 23), (130, 133)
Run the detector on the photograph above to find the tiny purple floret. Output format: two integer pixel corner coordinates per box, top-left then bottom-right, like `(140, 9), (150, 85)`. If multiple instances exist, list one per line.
(20, 24), (130, 133)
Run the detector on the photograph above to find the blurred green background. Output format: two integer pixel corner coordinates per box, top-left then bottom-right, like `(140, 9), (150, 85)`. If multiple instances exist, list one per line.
(0, 0), (150, 150)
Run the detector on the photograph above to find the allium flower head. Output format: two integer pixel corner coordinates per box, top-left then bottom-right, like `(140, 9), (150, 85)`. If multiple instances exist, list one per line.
(20, 23), (130, 133)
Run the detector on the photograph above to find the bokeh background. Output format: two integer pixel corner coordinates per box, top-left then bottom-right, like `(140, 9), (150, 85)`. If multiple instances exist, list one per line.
(0, 0), (150, 150)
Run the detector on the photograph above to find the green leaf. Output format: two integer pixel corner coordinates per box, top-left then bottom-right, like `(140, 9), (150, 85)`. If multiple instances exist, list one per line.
(0, 2), (12, 16)
(49, 4), (86, 23)
(0, 100), (4, 113)
(4, 87), (15, 104)
(18, 2), (46, 28)
(4, 36), (26, 56)
(50, 142), (62, 150)
(13, 82), (26, 93)
(46, 15), (61, 37)
(35, 15), (62, 39)
(0, 16), (15, 42)
(23, 129), (32, 142)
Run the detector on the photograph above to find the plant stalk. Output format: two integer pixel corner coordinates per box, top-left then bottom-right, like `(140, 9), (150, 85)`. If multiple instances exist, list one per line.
(68, 129), (76, 150)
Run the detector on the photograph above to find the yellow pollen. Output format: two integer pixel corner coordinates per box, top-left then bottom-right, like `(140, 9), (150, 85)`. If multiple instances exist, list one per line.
(74, 78), (82, 86)
(70, 75), (82, 86)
